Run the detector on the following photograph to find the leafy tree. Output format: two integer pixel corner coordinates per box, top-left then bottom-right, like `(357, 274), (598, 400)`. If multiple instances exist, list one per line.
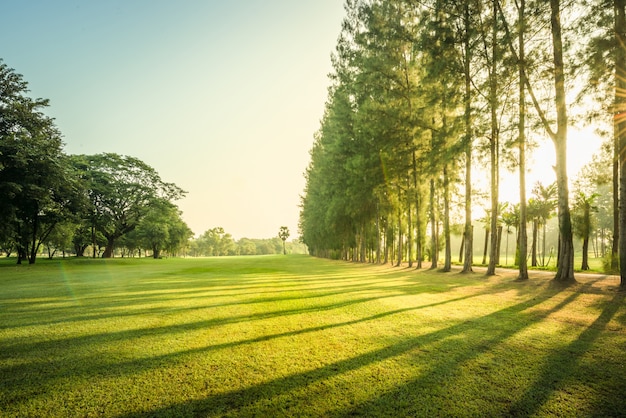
(71, 153), (185, 258)
(578, 0), (626, 278)
(134, 199), (192, 259)
(164, 212), (193, 257)
(498, 0), (576, 282)
(514, 0), (530, 280)
(572, 191), (599, 270)
(614, 0), (626, 287)
(135, 201), (169, 259)
(300, 0), (611, 286)
(483, 0), (505, 276)
(534, 0), (575, 282)
(237, 238), (257, 255)
(500, 203), (519, 266)
(196, 227), (235, 256)
(531, 182), (558, 266)
(44, 221), (77, 258)
(278, 226), (290, 255)
(0, 61), (83, 263)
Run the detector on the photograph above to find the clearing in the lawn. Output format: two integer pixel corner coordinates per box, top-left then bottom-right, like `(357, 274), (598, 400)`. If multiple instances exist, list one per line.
(0, 255), (625, 417)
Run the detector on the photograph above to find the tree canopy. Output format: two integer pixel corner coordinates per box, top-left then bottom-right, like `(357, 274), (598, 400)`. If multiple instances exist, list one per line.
(300, 0), (625, 286)
(0, 61), (190, 262)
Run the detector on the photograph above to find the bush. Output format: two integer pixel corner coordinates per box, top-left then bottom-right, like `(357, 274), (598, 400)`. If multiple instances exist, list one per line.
(602, 252), (619, 274)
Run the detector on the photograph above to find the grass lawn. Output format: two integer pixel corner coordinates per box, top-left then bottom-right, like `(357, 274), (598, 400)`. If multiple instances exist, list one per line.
(1, 255), (625, 417)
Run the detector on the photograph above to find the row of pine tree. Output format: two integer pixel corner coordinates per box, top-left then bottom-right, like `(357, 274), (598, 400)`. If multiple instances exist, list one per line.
(299, 0), (626, 286)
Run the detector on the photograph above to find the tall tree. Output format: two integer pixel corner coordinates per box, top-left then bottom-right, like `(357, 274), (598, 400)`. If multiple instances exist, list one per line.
(0, 61), (82, 264)
(497, 0), (576, 282)
(532, 182), (558, 266)
(419, 0), (464, 271)
(516, 0), (530, 280)
(461, 0), (477, 274)
(500, 203), (519, 266)
(580, 0), (626, 277)
(547, 0), (575, 282)
(485, 0), (502, 276)
(572, 191), (598, 270)
(278, 226), (290, 255)
(614, 0), (626, 288)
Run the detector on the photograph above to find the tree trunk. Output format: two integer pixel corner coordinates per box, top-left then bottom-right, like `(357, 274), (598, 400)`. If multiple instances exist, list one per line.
(75, 244), (86, 257)
(376, 207), (381, 264)
(430, 178), (438, 269)
(505, 228), (510, 266)
(550, 0), (576, 283)
(91, 224), (97, 259)
(416, 187), (423, 269)
(103, 236), (115, 258)
(407, 196), (413, 268)
(459, 235), (465, 263)
(515, 227), (521, 266)
(414, 153), (423, 269)
(396, 208), (403, 267)
(461, 1), (474, 274)
(496, 225), (503, 265)
(541, 220), (548, 266)
(613, 121), (620, 269)
(582, 237), (590, 270)
(443, 165), (452, 272)
(531, 219), (538, 267)
(383, 222), (389, 264)
(28, 210), (38, 264)
(360, 226), (366, 262)
(486, 0), (499, 277)
(615, 0), (626, 287)
(483, 226), (490, 265)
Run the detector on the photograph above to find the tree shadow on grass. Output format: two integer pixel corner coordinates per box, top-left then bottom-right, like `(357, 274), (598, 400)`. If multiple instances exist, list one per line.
(0, 262), (477, 332)
(0, 277), (460, 335)
(2, 268), (526, 417)
(505, 290), (626, 417)
(330, 281), (626, 417)
(4, 261), (609, 417)
(0, 286), (489, 405)
(110, 282), (576, 417)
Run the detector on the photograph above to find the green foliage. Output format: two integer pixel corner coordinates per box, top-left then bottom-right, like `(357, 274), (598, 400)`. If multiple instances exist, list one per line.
(44, 221), (78, 258)
(0, 60), (190, 262)
(187, 232), (303, 257)
(70, 153), (186, 258)
(133, 200), (192, 258)
(278, 226), (290, 254)
(236, 238), (257, 255)
(191, 227), (235, 257)
(0, 61), (84, 264)
(602, 252), (619, 274)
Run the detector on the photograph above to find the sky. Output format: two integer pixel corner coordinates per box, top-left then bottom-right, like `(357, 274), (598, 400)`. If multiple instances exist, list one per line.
(2, 0), (345, 239)
(1, 1), (604, 239)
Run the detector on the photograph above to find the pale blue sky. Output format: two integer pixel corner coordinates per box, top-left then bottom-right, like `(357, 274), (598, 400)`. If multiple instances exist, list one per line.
(2, 1), (345, 239)
(2, 1), (603, 239)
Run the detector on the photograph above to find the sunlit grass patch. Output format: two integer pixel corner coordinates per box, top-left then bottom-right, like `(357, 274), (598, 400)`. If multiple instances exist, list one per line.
(0, 255), (625, 417)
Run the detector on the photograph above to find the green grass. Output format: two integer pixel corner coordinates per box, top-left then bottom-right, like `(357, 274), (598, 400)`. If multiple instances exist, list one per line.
(1, 255), (625, 417)
(472, 254), (606, 274)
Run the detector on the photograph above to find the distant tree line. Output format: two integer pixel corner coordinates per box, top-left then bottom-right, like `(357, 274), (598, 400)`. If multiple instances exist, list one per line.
(299, 0), (625, 286)
(0, 60), (191, 263)
(187, 226), (306, 256)
(0, 66), (305, 263)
